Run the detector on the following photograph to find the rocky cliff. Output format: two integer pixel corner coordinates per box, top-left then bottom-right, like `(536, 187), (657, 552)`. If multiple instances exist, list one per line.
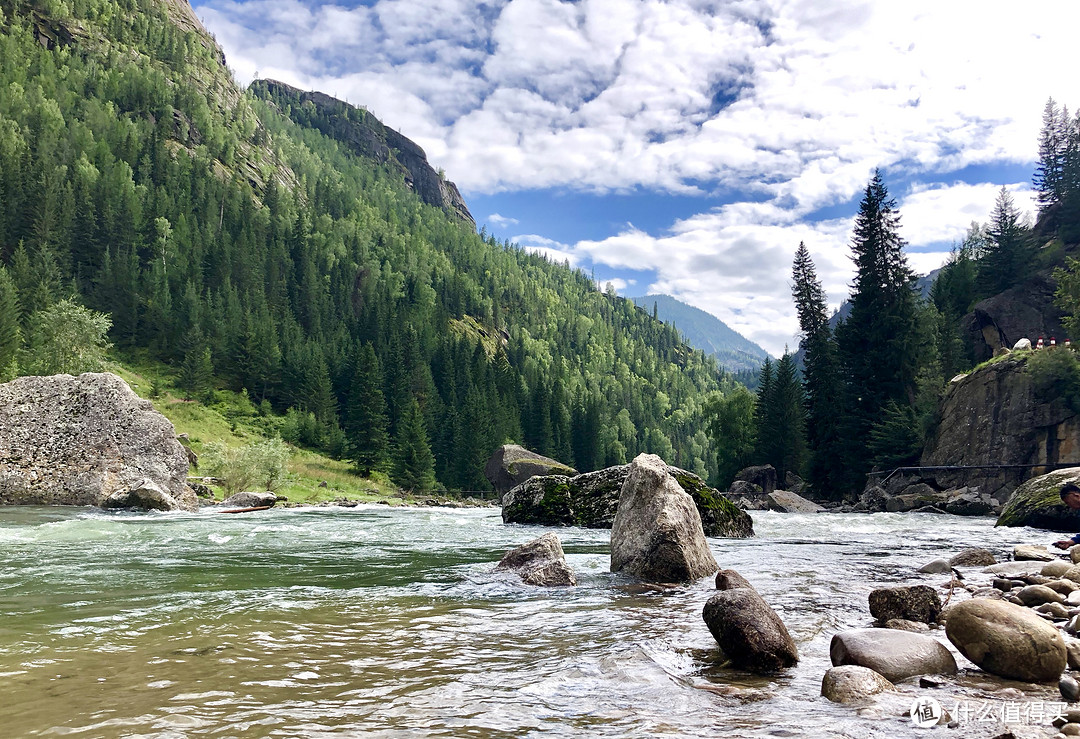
(961, 271), (1066, 363)
(919, 353), (1080, 501)
(251, 80), (474, 227)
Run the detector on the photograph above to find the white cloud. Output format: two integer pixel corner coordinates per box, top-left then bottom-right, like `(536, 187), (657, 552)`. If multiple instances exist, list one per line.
(514, 234), (582, 267)
(487, 213), (519, 227)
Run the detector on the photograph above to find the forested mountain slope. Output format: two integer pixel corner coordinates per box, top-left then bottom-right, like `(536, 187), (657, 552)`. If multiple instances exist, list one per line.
(0, 0), (729, 491)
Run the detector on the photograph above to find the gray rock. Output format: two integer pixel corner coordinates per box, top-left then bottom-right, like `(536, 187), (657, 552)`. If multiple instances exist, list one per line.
(885, 483), (945, 512)
(1036, 602), (1071, 620)
(884, 618), (930, 632)
(220, 491), (277, 508)
(766, 490), (825, 513)
(1063, 674), (1080, 703)
(950, 548), (997, 567)
(944, 487), (995, 516)
(1014, 544), (1056, 562)
(944, 599), (1067, 682)
(985, 561), (1048, 577)
(610, 454), (718, 583)
(868, 585), (942, 624)
(1017, 584), (1067, 606)
(998, 468), (1080, 530)
(733, 465), (777, 494)
(728, 480), (762, 496)
(702, 587), (798, 673)
(495, 532), (576, 586)
(1069, 591), (1080, 607)
(820, 665), (896, 704)
(784, 472), (806, 495)
(0, 373), (195, 511)
(1067, 640), (1080, 670)
(102, 478), (183, 511)
(857, 485), (889, 513)
(502, 463), (753, 538)
(829, 628), (958, 682)
(484, 444), (577, 499)
(919, 558), (952, 574)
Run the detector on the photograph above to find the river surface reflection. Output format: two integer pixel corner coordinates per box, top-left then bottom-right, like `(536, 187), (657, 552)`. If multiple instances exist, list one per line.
(0, 505), (1062, 737)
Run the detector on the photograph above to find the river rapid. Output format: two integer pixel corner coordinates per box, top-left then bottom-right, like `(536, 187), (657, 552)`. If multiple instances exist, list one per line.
(0, 505), (1065, 738)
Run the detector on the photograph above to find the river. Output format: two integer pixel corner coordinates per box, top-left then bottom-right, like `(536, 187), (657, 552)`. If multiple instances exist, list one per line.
(0, 505), (1065, 737)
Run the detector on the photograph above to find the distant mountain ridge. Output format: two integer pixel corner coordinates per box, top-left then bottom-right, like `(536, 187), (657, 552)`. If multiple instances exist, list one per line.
(629, 295), (771, 372)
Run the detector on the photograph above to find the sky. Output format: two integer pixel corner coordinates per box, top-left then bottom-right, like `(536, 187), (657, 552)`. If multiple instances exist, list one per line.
(190, 0), (1080, 356)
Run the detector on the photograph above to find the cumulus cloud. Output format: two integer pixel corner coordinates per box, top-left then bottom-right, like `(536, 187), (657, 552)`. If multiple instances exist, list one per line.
(487, 213), (520, 227)
(513, 234), (582, 267)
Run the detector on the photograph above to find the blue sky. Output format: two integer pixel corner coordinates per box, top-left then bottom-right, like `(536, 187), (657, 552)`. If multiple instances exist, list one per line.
(191, 0), (1079, 356)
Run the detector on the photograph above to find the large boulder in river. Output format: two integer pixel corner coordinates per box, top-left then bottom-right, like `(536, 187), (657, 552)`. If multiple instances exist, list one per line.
(945, 599), (1066, 682)
(703, 586), (798, 673)
(766, 490), (825, 513)
(484, 444), (577, 499)
(495, 532), (576, 586)
(733, 465), (777, 494)
(502, 463), (753, 538)
(868, 585), (942, 624)
(830, 629), (957, 682)
(610, 454), (718, 582)
(997, 468), (1080, 530)
(0, 373), (195, 511)
(220, 491), (278, 508)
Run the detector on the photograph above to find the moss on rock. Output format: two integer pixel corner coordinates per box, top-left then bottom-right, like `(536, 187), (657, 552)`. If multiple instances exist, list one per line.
(997, 468), (1080, 530)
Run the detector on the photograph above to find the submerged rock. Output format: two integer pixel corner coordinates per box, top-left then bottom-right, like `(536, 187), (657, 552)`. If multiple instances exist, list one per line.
(495, 532), (576, 586)
(703, 585), (798, 673)
(820, 665), (896, 704)
(0, 372), (195, 511)
(830, 629), (957, 682)
(502, 462), (752, 538)
(944, 599), (1066, 682)
(610, 454), (718, 583)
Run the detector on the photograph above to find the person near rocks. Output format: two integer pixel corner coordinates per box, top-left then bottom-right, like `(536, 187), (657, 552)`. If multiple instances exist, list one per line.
(1052, 483), (1080, 549)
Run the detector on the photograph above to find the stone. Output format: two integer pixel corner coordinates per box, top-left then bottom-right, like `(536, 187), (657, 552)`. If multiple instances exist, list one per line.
(765, 489), (825, 513)
(501, 463), (753, 538)
(1046, 561), (1075, 578)
(820, 665), (896, 704)
(0, 373), (195, 511)
(784, 472), (806, 495)
(715, 569), (755, 592)
(1069, 591), (1080, 607)
(884, 619), (930, 632)
(1017, 584), (1067, 606)
(703, 587), (798, 673)
(1064, 722), (1080, 737)
(1036, 602), (1071, 620)
(950, 548), (997, 567)
(484, 444), (577, 499)
(1046, 579), (1080, 594)
(495, 532), (576, 586)
(1065, 565), (1080, 584)
(829, 628), (958, 682)
(885, 483), (945, 513)
(1014, 544), (1056, 562)
(728, 479), (762, 496)
(1067, 640), (1080, 670)
(868, 585), (942, 624)
(919, 558), (952, 574)
(220, 491), (278, 508)
(857, 485), (890, 513)
(1014, 338), (1033, 351)
(944, 487), (996, 517)
(986, 561), (1049, 577)
(733, 465), (777, 494)
(1063, 675), (1080, 703)
(1072, 546), (1080, 564)
(998, 468), (1080, 530)
(944, 599), (1067, 682)
(610, 454), (718, 582)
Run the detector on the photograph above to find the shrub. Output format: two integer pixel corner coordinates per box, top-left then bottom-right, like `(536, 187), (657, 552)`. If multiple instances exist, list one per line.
(202, 438), (291, 495)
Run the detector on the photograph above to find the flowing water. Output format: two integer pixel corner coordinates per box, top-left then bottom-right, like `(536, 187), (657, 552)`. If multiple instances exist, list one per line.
(0, 505), (1064, 738)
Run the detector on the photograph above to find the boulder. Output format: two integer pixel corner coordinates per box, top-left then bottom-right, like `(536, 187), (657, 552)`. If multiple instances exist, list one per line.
(220, 491), (277, 508)
(1014, 544), (1056, 562)
(985, 561), (1047, 577)
(1015, 584), (1065, 606)
(784, 471), (806, 495)
(944, 487), (996, 516)
(949, 548), (997, 567)
(766, 490), (825, 513)
(868, 585), (942, 624)
(1014, 338), (1033, 351)
(820, 665), (896, 704)
(944, 599), (1067, 682)
(1043, 560), (1074, 578)
(502, 462), (753, 538)
(484, 444), (577, 499)
(728, 479), (762, 496)
(918, 558), (952, 574)
(884, 619), (930, 633)
(829, 628), (958, 682)
(610, 454), (718, 582)
(715, 568), (755, 592)
(494, 532), (576, 586)
(857, 485), (890, 512)
(0, 373), (195, 511)
(702, 587), (798, 673)
(733, 465), (777, 495)
(998, 468), (1080, 530)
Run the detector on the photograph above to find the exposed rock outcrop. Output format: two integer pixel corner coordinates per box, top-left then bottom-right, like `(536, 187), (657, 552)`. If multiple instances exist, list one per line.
(944, 599), (1067, 682)
(610, 454), (718, 582)
(495, 532), (576, 586)
(0, 373), (195, 511)
(484, 444), (577, 499)
(501, 463), (753, 538)
(997, 468), (1080, 530)
(961, 272), (1065, 363)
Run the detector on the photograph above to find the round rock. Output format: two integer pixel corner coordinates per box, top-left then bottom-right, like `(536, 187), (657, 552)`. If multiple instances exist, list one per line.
(820, 665), (896, 704)
(949, 548), (997, 567)
(830, 628), (957, 682)
(703, 588), (798, 674)
(868, 585), (941, 624)
(1044, 561), (1074, 578)
(944, 599), (1067, 682)
(1017, 584), (1066, 606)
(918, 558), (952, 574)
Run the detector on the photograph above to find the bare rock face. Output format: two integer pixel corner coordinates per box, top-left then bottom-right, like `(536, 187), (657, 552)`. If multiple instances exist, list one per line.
(0, 373), (195, 511)
(610, 454), (718, 583)
(495, 532), (576, 586)
(766, 490), (825, 513)
(484, 444), (577, 499)
(944, 599), (1066, 682)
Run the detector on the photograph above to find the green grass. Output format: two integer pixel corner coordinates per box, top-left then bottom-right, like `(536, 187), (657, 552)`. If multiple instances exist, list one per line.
(107, 350), (491, 507)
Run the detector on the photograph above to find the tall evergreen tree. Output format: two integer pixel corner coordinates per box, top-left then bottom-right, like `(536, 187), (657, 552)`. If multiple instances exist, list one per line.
(394, 397), (436, 493)
(977, 187), (1032, 297)
(835, 171), (919, 494)
(345, 344), (389, 476)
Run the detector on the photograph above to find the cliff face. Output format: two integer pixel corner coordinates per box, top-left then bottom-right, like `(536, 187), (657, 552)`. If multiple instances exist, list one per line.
(920, 354), (1080, 501)
(252, 80), (475, 227)
(962, 271), (1066, 363)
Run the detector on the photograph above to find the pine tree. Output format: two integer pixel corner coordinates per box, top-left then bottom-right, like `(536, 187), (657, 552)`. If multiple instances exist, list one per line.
(179, 328), (214, 401)
(1035, 98), (1065, 212)
(345, 344), (389, 476)
(977, 187), (1031, 297)
(394, 397), (436, 493)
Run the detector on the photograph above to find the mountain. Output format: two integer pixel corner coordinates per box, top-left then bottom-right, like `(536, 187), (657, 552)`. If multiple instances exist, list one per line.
(0, 0), (729, 488)
(629, 295), (771, 372)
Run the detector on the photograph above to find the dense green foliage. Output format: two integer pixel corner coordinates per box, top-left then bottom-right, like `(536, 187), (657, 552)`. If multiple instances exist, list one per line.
(752, 354), (805, 482)
(703, 384), (756, 489)
(0, 0), (726, 491)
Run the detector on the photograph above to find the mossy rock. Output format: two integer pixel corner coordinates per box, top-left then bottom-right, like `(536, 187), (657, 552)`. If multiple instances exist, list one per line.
(997, 468), (1080, 530)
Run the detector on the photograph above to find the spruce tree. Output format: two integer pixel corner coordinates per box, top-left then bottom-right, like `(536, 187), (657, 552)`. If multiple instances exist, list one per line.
(977, 187), (1031, 297)
(345, 344), (389, 476)
(179, 329), (214, 401)
(394, 397), (436, 493)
